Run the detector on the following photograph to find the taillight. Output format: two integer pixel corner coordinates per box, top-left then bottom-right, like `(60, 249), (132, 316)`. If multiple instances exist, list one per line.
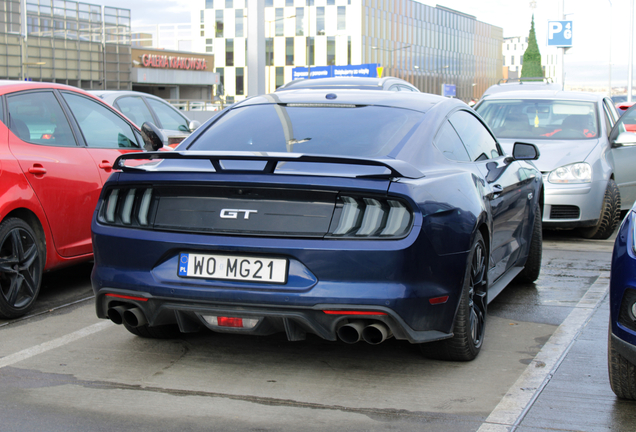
(329, 196), (412, 238)
(100, 187), (154, 227)
(201, 315), (260, 329)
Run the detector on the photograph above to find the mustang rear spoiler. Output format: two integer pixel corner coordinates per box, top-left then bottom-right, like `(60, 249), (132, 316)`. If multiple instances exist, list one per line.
(114, 151), (425, 179)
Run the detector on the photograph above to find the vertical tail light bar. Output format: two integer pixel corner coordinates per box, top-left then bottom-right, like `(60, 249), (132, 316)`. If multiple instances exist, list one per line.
(105, 189), (119, 223)
(356, 198), (384, 236)
(333, 196), (361, 235)
(121, 189), (136, 225)
(138, 188), (153, 226)
(381, 200), (410, 236)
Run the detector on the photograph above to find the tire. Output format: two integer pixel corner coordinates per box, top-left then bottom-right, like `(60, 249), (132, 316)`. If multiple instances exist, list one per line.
(579, 179), (621, 240)
(0, 218), (44, 319)
(608, 326), (636, 400)
(516, 205), (542, 283)
(123, 322), (181, 339)
(420, 232), (488, 361)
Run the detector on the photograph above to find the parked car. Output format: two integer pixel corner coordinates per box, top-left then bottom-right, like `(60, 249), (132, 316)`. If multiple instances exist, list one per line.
(608, 199), (636, 399)
(616, 101), (636, 119)
(276, 76), (420, 92)
(475, 91), (636, 239)
(91, 90), (543, 361)
(89, 90), (201, 148)
(481, 78), (562, 99)
(0, 81), (162, 319)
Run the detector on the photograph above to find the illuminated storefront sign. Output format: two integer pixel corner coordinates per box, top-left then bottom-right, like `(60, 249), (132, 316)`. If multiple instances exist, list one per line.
(141, 54), (208, 70)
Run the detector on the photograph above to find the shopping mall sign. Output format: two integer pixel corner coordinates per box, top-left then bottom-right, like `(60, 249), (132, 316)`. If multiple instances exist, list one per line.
(141, 53), (208, 71)
(292, 63), (380, 80)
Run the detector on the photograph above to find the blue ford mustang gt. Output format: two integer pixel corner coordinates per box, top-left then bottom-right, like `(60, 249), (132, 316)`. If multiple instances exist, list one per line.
(91, 90), (543, 361)
(609, 200), (636, 398)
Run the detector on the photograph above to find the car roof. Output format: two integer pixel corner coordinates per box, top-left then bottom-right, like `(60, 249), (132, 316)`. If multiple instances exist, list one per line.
(276, 76), (417, 91)
(483, 82), (562, 97)
(88, 90), (164, 100)
(480, 90), (605, 103)
(235, 89), (452, 113)
(0, 80), (92, 94)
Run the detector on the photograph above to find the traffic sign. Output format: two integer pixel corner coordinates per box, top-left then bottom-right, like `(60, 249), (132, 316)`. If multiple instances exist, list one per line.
(547, 20), (573, 47)
(441, 84), (456, 98)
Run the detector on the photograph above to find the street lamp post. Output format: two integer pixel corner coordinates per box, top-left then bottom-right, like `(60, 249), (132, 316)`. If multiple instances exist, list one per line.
(371, 44), (411, 77)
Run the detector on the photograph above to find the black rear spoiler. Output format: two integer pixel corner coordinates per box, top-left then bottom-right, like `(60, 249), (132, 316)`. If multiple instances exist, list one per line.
(114, 151), (425, 179)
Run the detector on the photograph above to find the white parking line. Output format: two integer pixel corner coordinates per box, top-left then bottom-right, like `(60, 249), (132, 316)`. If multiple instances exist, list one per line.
(0, 320), (114, 369)
(477, 272), (610, 432)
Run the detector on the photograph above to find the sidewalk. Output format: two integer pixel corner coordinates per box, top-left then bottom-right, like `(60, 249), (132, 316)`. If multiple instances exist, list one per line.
(516, 296), (636, 432)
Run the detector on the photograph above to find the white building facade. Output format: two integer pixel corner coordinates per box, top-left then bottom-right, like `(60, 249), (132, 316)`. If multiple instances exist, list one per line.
(192, 0), (503, 102)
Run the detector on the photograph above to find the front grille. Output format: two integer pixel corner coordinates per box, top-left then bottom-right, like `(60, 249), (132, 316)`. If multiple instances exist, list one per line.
(550, 205), (580, 219)
(98, 185), (413, 239)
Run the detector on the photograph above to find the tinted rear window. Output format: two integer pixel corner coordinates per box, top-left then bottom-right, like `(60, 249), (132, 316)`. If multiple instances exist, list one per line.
(476, 99), (599, 140)
(188, 104), (422, 157)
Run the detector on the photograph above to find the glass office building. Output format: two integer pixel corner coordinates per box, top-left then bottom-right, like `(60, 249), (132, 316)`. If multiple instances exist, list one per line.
(192, 0), (502, 101)
(0, 0), (132, 89)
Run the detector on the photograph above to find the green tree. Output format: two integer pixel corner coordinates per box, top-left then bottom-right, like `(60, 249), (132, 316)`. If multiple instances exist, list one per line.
(521, 15), (543, 79)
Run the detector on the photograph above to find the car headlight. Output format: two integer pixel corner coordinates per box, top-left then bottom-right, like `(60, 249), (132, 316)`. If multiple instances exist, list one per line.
(548, 162), (592, 184)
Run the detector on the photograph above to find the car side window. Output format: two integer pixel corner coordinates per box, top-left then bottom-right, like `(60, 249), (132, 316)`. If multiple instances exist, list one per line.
(7, 91), (77, 147)
(146, 98), (189, 131)
(114, 96), (156, 127)
(62, 92), (140, 149)
(433, 120), (471, 162)
(449, 110), (501, 161)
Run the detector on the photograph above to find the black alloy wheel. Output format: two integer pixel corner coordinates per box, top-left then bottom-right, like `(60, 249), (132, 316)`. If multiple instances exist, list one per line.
(468, 237), (488, 349)
(0, 218), (43, 319)
(421, 232), (488, 361)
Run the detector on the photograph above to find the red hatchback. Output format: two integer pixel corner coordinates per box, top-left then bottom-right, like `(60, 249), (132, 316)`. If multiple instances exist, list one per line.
(0, 81), (158, 319)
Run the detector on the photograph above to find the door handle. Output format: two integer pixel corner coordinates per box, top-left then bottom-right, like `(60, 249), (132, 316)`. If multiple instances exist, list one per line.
(98, 160), (113, 171)
(28, 164), (47, 175)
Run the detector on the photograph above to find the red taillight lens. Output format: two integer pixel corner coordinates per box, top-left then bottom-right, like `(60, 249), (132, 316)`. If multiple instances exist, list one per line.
(217, 317), (244, 327)
(323, 310), (387, 315)
(105, 293), (148, 302)
(429, 296), (449, 305)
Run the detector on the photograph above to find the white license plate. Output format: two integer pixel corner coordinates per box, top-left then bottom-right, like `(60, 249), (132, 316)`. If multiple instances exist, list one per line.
(178, 253), (288, 284)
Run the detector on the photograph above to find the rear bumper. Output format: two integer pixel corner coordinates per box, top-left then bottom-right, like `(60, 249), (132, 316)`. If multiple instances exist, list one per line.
(96, 288), (453, 344)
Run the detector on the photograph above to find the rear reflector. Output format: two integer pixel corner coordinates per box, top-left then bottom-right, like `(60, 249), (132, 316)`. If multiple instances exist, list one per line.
(201, 315), (259, 329)
(323, 310), (387, 316)
(105, 293), (148, 302)
(429, 296), (449, 305)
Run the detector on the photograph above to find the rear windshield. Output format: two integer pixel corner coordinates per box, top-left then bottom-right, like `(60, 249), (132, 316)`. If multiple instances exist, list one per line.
(187, 104), (422, 157)
(476, 99), (599, 140)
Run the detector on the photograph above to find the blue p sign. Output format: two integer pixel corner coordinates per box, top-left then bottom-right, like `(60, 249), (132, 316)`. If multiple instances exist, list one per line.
(548, 20), (573, 47)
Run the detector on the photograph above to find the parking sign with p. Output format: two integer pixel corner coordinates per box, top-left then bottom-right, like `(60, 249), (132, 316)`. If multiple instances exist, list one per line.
(548, 20), (573, 47)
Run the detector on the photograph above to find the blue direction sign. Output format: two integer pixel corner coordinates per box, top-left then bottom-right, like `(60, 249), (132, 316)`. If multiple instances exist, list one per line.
(441, 84), (456, 98)
(547, 20), (573, 47)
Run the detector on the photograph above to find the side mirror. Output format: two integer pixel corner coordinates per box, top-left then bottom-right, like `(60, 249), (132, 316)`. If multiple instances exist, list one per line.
(512, 142), (540, 161)
(188, 120), (201, 132)
(612, 131), (636, 147)
(140, 122), (164, 151)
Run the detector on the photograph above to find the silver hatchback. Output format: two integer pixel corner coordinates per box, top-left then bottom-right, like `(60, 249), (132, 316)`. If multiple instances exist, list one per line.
(476, 90), (636, 239)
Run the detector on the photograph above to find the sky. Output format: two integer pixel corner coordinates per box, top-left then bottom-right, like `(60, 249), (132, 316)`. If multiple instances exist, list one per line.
(95, 0), (634, 89)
